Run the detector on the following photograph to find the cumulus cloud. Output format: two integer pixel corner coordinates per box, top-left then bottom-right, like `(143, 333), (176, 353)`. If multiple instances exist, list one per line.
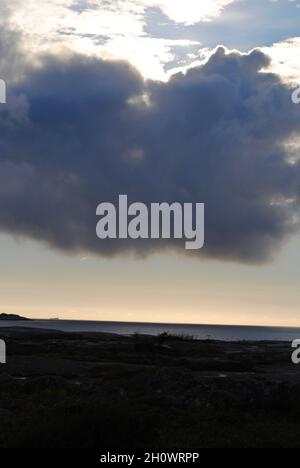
(0, 45), (300, 263)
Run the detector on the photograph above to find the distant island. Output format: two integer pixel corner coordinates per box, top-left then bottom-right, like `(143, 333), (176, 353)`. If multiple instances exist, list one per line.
(0, 313), (31, 321)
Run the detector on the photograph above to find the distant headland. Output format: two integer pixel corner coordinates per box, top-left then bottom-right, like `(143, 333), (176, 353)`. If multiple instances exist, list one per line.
(0, 313), (31, 321)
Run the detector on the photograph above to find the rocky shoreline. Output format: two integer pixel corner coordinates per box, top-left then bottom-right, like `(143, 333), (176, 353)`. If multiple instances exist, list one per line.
(0, 314), (31, 321)
(0, 327), (299, 448)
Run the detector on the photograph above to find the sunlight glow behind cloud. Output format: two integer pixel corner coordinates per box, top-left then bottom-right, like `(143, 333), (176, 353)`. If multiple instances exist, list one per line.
(5, 0), (237, 80)
(147, 0), (236, 24)
(7, 0), (300, 82)
(4, 1), (300, 82)
(262, 37), (300, 84)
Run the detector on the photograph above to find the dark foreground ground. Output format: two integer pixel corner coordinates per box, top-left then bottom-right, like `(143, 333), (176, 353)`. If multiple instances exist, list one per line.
(0, 328), (299, 448)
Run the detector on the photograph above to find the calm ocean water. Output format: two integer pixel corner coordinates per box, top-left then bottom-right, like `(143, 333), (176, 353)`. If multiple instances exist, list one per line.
(0, 320), (300, 341)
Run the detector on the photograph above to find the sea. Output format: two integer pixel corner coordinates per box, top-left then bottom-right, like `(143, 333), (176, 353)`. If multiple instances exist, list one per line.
(0, 319), (300, 341)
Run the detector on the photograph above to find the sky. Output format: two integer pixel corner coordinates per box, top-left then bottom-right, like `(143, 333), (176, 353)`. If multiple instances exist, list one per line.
(0, 0), (300, 325)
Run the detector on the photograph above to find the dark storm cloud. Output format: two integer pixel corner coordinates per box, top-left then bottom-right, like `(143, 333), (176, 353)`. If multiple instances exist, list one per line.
(1, 45), (300, 263)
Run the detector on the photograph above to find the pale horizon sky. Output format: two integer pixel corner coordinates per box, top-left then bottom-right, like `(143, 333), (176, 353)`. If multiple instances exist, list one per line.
(1, 232), (300, 327)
